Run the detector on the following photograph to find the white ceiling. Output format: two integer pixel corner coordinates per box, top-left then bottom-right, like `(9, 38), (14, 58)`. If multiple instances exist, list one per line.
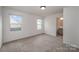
(7, 6), (65, 16)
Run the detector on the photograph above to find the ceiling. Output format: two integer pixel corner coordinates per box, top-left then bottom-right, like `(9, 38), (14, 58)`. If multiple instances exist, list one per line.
(7, 6), (65, 16)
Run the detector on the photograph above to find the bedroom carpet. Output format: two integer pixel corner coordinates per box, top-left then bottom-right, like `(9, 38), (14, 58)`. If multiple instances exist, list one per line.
(0, 34), (79, 52)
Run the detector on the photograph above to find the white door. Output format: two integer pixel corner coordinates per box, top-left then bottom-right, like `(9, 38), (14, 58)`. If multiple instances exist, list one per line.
(0, 7), (2, 48)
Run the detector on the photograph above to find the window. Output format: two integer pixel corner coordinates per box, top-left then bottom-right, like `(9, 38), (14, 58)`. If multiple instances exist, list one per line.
(10, 15), (22, 31)
(37, 19), (42, 30)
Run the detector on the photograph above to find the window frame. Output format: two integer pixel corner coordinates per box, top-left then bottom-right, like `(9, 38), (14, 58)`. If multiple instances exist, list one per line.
(37, 19), (42, 30)
(9, 14), (22, 31)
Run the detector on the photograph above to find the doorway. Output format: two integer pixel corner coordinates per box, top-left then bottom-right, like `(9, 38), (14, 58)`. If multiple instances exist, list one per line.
(56, 16), (63, 38)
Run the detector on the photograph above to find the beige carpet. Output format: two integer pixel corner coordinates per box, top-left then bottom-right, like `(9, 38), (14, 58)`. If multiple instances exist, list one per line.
(0, 34), (79, 52)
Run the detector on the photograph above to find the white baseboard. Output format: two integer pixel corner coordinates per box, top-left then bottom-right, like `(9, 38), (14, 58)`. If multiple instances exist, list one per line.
(45, 33), (56, 36)
(3, 33), (44, 44)
(63, 41), (79, 48)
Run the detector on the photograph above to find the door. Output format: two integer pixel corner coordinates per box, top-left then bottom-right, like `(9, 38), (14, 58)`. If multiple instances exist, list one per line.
(56, 17), (63, 36)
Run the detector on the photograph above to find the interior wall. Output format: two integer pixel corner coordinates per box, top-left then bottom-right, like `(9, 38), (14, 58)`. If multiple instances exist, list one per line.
(44, 13), (63, 36)
(63, 7), (79, 48)
(3, 7), (44, 43)
(0, 7), (2, 47)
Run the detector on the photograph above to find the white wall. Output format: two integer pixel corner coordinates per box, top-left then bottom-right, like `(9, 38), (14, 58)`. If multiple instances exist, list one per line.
(0, 7), (2, 47)
(63, 7), (79, 48)
(3, 7), (44, 43)
(44, 13), (63, 36)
